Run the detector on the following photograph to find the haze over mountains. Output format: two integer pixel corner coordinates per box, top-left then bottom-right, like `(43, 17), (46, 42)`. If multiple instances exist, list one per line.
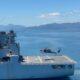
(0, 22), (80, 32)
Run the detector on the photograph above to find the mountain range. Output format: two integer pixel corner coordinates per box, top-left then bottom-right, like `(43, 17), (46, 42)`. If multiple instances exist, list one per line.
(0, 22), (80, 33)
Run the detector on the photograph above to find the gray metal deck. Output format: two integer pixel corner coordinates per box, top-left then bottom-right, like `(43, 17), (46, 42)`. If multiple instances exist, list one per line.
(22, 55), (75, 65)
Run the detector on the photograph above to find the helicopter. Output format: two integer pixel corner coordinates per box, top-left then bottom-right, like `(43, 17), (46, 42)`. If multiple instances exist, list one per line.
(40, 48), (61, 54)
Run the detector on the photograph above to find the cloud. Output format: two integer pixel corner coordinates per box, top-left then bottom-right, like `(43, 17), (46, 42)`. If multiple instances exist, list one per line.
(63, 10), (80, 16)
(48, 12), (60, 16)
(38, 12), (60, 18)
(38, 10), (80, 19)
(38, 14), (46, 18)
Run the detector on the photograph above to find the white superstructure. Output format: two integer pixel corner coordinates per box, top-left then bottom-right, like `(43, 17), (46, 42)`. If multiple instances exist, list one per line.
(0, 30), (76, 79)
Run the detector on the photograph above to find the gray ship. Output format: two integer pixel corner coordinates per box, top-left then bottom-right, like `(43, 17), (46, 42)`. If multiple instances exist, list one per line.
(0, 30), (76, 79)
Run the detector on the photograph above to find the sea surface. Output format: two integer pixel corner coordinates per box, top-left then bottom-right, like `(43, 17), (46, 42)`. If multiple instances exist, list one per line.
(16, 30), (80, 80)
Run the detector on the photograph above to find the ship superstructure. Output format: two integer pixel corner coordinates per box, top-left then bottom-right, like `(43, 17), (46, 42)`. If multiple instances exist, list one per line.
(0, 31), (20, 58)
(0, 30), (76, 79)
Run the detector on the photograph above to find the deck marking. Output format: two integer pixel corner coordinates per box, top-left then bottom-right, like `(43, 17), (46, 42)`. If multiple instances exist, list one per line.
(38, 56), (43, 63)
(46, 56), (54, 63)
(27, 56), (29, 63)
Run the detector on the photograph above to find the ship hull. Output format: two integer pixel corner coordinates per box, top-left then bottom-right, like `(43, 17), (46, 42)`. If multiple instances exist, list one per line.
(0, 63), (74, 79)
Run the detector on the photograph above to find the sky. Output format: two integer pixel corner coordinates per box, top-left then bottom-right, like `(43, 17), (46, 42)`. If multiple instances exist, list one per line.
(0, 0), (80, 26)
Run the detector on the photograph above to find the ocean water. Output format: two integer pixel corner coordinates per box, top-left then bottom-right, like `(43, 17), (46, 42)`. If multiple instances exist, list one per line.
(17, 31), (80, 80)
